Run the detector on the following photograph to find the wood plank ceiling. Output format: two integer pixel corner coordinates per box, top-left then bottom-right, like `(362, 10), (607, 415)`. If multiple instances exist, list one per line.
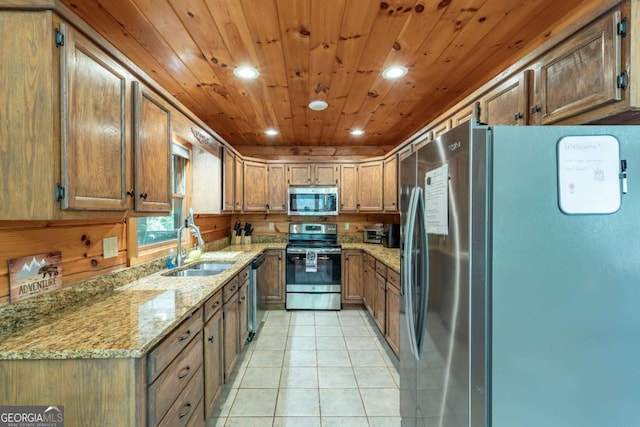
(60, 0), (605, 159)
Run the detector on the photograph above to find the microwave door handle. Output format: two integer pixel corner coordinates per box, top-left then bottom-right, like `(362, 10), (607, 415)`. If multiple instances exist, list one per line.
(403, 186), (421, 360)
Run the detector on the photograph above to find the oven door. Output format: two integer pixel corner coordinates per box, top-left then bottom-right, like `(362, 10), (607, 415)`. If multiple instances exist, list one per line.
(285, 247), (341, 291)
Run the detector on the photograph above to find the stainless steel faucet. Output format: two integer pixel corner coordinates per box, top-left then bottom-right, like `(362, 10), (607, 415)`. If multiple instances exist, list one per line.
(176, 215), (205, 267)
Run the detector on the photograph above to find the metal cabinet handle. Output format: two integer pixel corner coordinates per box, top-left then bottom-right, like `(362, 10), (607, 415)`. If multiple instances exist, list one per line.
(514, 112), (524, 120)
(208, 335), (214, 343)
(178, 403), (192, 419)
(178, 330), (191, 342)
(140, 192), (148, 199)
(178, 365), (191, 379)
(126, 189), (135, 198)
(530, 105), (541, 114)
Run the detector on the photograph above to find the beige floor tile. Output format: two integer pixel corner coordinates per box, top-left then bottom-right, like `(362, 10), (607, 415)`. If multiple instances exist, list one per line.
(275, 388), (320, 417)
(205, 417), (226, 427)
(368, 416), (402, 427)
(319, 388), (365, 416)
(291, 312), (316, 325)
(287, 336), (316, 350)
(256, 335), (288, 351)
(226, 366), (246, 389)
(273, 416), (321, 427)
(239, 367), (282, 388)
(316, 336), (346, 350)
(283, 350), (317, 367)
(345, 336), (379, 351)
(224, 417), (274, 427)
(321, 417), (370, 427)
(337, 309), (363, 317)
(210, 387), (238, 418)
(261, 325), (289, 337)
(348, 350), (386, 367)
(288, 325), (316, 337)
(229, 388), (278, 417)
(280, 367), (319, 388)
(360, 388), (400, 417)
(317, 350), (351, 367)
(341, 326), (373, 337)
(339, 316), (367, 326)
(248, 350), (285, 367)
(315, 326), (343, 336)
(318, 367), (357, 388)
(353, 366), (397, 388)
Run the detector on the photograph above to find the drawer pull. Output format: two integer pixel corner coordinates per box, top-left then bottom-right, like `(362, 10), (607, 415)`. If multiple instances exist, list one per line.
(208, 335), (214, 343)
(178, 330), (191, 342)
(211, 301), (221, 310)
(178, 366), (191, 379)
(178, 403), (192, 419)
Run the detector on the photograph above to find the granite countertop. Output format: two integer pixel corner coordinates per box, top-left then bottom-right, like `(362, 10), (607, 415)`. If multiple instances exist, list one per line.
(0, 242), (399, 361)
(0, 243), (285, 361)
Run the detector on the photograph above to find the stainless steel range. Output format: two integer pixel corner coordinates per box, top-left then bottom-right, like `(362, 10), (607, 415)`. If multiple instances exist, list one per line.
(286, 223), (342, 310)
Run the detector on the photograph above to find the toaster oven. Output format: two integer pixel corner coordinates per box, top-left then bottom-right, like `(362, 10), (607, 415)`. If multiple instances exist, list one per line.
(363, 227), (383, 244)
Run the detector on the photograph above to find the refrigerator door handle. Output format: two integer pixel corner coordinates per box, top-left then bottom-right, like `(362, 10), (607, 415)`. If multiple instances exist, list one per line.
(403, 186), (428, 360)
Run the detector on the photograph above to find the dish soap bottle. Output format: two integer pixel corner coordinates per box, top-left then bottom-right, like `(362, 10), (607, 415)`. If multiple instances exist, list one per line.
(167, 249), (176, 269)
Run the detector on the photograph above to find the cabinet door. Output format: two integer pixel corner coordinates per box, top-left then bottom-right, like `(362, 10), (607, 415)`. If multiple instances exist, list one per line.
(363, 255), (375, 317)
(452, 101), (480, 127)
(234, 157), (243, 212)
(374, 273), (386, 333)
(238, 282), (249, 348)
(61, 23), (131, 211)
(432, 119), (451, 139)
(314, 164), (338, 186)
(480, 71), (530, 125)
(342, 250), (363, 304)
(383, 155), (398, 212)
(133, 82), (171, 212)
(263, 250), (285, 307)
(243, 161), (268, 211)
(385, 282), (400, 357)
(222, 148), (235, 212)
(204, 308), (224, 419)
(358, 161), (383, 212)
(533, 10), (622, 124)
(223, 291), (239, 379)
(339, 164), (358, 212)
(288, 164), (311, 185)
(267, 165), (287, 213)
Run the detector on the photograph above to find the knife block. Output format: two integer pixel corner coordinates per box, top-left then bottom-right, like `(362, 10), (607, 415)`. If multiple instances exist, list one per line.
(242, 235), (252, 245)
(231, 232), (243, 245)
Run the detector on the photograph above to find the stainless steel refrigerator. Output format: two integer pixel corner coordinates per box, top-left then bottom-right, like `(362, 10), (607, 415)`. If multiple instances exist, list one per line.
(400, 120), (640, 427)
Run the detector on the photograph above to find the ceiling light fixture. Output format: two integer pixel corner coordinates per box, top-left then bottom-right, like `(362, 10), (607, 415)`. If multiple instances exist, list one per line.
(350, 129), (365, 136)
(381, 65), (408, 80)
(264, 128), (279, 136)
(233, 66), (260, 80)
(308, 100), (328, 111)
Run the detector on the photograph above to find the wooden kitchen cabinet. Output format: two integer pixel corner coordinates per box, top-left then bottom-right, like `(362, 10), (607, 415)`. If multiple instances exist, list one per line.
(363, 254), (376, 317)
(452, 101), (480, 127)
(374, 261), (387, 334)
(133, 81), (172, 213)
(203, 292), (224, 419)
(288, 164), (312, 185)
(339, 164), (358, 212)
(314, 164), (339, 186)
(238, 281), (249, 347)
(234, 156), (244, 212)
(531, 7), (625, 125)
(223, 288), (239, 379)
(383, 154), (398, 212)
(480, 71), (531, 125)
(60, 21), (132, 212)
(287, 163), (338, 186)
(267, 164), (287, 212)
(385, 269), (400, 357)
(243, 160), (268, 211)
(222, 148), (235, 212)
(358, 161), (383, 212)
(263, 249), (285, 309)
(342, 250), (363, 306)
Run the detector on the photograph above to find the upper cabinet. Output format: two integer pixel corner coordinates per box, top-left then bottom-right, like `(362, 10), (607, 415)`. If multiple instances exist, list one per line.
(313, 164), (339, 186)
(133, 82), (171, 213)
(287, 164), (338, 186)
(339, 164), (358, 212)
(222, 148), (235, 212)
(480, 71), (531, 125)
(243, 161), (268, 212)
(383, 154), (398, 212)
(267, 164), (287, 213)
(288, 164), (312, 185)
(61, 22), (132, 211)
(339, 162), (383, 213)
(530, 6), (626, 124)
(234, 157), (244, 212)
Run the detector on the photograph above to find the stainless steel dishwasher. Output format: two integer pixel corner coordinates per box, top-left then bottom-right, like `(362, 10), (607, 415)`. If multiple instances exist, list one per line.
(248, 252), (266, 341)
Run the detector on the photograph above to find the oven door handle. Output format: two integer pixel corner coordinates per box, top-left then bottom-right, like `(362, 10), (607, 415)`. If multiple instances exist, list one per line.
(286, 248), (341, 255)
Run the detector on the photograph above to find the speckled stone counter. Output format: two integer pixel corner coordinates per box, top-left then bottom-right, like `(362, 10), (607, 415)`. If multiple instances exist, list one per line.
(341, 243), (400, 273)
(0, 243), (285, 360)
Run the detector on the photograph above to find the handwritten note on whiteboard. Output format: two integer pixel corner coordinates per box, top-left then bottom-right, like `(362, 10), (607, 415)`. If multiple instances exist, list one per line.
(425, 164), (449, 235)
(557, 135), (620, 214)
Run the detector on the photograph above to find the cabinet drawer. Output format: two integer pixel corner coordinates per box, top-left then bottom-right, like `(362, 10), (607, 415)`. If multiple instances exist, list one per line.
(185, 399), (204, 427)
(157, 366), (204, 427)
(387, 269), (400, 290)
(365, 254), (375, 268)
(148, 307), (203, 382)
(148, 336), (203, 426)
(223, 276), (239, 303)
(204, 290), (223, 322)
(375, 260), (387, 277)
(238, 265), (250, 284)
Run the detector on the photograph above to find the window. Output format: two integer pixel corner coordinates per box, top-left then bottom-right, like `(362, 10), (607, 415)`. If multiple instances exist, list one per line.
(137, 144), (190, 247)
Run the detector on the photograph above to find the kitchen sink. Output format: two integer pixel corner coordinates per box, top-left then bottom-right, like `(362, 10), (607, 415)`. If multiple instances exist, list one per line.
(163, 262), (234, 277)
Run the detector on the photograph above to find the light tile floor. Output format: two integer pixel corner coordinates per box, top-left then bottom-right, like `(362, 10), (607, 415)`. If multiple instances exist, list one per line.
(207, 309), (401, 427)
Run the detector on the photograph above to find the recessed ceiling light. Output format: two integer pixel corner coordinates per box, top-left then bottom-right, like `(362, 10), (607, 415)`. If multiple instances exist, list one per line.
(308, 100), (328, 111)
(233, 66), (260, 80)
(381, 65), (408, 80)
(264, 128), (279, 136)
(350, 129), (365, 136)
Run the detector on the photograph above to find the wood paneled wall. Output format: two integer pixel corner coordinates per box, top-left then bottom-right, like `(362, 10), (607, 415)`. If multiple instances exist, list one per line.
(232, 213), (400, 238)
(0, 214), (232, 307)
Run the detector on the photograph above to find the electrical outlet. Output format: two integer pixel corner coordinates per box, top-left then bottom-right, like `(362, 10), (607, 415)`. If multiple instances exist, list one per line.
(345, 223), (350, 230)
(269, 222), (275, 231)
(103, 237), (118, 259)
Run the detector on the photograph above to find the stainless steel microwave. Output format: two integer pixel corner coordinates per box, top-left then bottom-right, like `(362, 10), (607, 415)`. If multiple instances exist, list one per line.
(288, 186), (339, 216)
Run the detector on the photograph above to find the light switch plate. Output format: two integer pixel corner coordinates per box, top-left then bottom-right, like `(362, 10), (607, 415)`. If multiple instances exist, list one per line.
(269, 222), (275, 231)
(103, 237), (118, 259)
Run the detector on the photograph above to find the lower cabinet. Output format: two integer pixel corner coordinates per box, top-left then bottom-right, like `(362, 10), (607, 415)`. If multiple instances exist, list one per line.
(342, 249), (363, 306)
(363, 254), (375, 316)
(263, 249), (285, 308)
(203, 291), (224, 420)
(385, 270), (400, 357)
(238, 281), (249, 347)
(223, 288), (240, 380)
(374, 266), (387, 334)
